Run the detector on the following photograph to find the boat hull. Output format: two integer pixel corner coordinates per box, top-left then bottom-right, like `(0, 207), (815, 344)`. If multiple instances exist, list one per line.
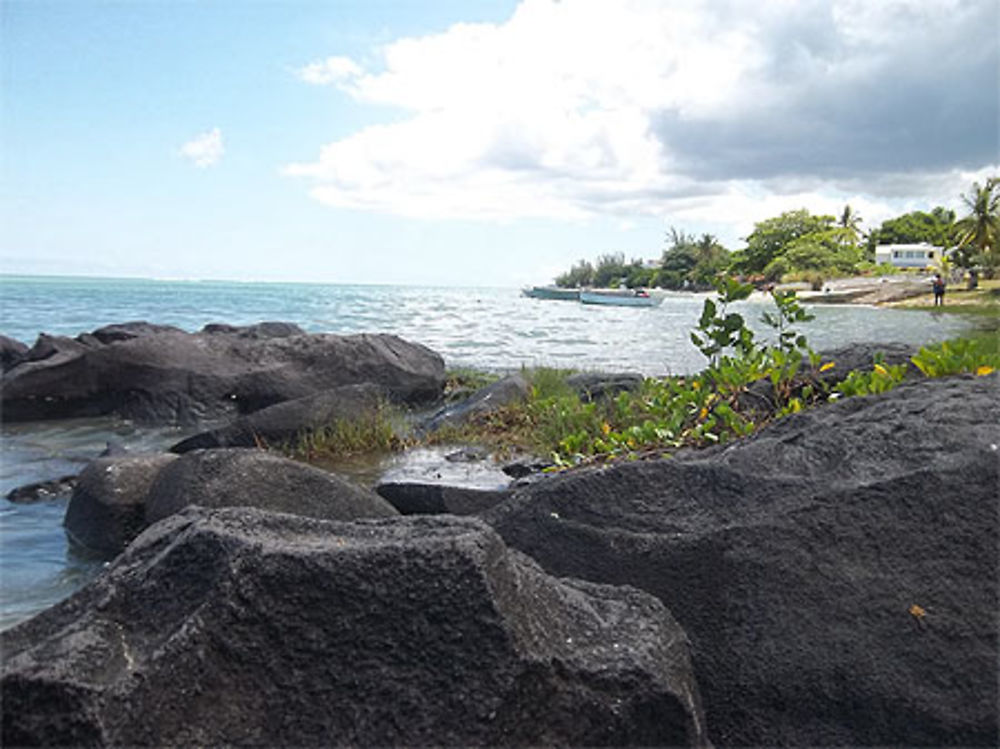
(579, 290), (661, 307)
(522, 286), (580, 301)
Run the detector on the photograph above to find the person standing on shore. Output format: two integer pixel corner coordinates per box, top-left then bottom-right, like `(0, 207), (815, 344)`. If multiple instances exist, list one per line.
(932, 273), (946, 306)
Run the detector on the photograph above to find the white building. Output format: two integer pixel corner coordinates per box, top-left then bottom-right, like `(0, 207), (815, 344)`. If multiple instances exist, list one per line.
(874, 243), (945, 269)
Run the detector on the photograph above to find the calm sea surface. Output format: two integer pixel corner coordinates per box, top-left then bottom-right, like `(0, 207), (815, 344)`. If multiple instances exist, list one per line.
(0, 274), (977, 629)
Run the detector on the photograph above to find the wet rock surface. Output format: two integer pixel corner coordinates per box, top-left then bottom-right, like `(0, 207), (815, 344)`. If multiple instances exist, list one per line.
(483, 375), (1000, 747)
(2, 323), (445, 424)
(5, 475), (79, 503)
(2, 509), (708, 747)
(375, 481), (511, 515)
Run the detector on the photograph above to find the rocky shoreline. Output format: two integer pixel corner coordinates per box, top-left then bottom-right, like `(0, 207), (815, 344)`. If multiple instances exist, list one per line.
(2, 321), (998, 746)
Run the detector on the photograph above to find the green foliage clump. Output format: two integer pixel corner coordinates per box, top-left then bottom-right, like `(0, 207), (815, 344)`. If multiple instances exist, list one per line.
(555, 253), (655, 289)
(911, 337), (1000, 377)
(555, 259), (595, 288)
(284, 402), (405, 462)
(831, 357), (908, 399)
(868, 207), (957, 249)
(730, 209), (836, 276)
(658, 229), (730, 290)
(445, 368), (501, 401)
(954, 177), (1000, 274)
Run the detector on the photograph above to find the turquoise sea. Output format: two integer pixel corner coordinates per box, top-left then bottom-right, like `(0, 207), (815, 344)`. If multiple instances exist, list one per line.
(0, 274), (977, 629)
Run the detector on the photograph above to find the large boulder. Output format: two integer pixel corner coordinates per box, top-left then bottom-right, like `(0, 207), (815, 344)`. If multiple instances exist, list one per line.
(1, 324), (445, 424)
(170, 383), (390, 453)
(422, 374), (529, 433)
(64, 454), (179, 556)
(0, 334), (28, 372)
(483, 374), (1000, 747)
(1, 509), (709, 747)
(145, 448), (398, 525)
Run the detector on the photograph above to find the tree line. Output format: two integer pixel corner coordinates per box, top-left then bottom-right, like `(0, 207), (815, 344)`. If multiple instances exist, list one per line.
(554, 178), (999, 290)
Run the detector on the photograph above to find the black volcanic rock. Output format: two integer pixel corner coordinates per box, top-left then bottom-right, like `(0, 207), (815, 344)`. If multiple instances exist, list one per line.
(170, 383), (390, 452)
(375, 481), (510, 515)
(566, 371), (644, 401)
(200, 321), (304, 339)
(483, 374), (1000, 747)
(422, 374), (529, 432)
(90, 321), (186, 344)
(1, 509), (709, 747)
(0, 334), (28, 372)
(6, 475), (79, 503)
(2, 323), (445, 424)
(64, 454), (179, 556)
(144, 448), (398, 525)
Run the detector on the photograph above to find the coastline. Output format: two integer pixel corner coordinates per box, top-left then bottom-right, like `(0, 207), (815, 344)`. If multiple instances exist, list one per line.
(775, 274), (1000, 314)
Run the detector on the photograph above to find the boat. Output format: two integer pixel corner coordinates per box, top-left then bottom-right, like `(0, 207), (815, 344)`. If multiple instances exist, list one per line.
(521, 285), (580, 301)
(579, 288), (662, 307)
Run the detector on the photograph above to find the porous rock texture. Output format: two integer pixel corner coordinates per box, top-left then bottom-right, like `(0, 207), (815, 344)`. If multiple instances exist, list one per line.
(1, 322), (445, 424)
(144, 448), (398, 525)
(484, 374), (1000, 747)
(2, 509), (708, 747)
(170, 383), (390, 452)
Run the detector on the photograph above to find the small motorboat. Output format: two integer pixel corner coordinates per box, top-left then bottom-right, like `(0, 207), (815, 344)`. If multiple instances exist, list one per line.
(521, 285), (580, 301)
(579, 288), (662, 307)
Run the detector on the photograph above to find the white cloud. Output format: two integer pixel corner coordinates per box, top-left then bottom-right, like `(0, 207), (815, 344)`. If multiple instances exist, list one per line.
(295, 56), (363, 85)
(286, 0), (998, 230)
(179, 127), (224, 168)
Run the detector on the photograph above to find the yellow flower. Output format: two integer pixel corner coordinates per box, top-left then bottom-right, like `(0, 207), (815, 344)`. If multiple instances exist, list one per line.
(874, 363), (888, 376)
(691, 380), (700, 390)
(699, 407), (709, 420)
(601, 422), (611, 435)
(820, 361), (835, 372)
(976, 365), (994, 376)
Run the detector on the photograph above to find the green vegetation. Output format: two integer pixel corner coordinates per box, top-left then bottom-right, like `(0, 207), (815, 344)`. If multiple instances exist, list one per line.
(954, 177), (1000, 273)
(283, 401), (407, 462)
(444, 368), (501, 400)
(866, 207), (957, 250)
(552, 177), (999, 289)
(554, 252), (655, 289)
(658, 230), (730, 290)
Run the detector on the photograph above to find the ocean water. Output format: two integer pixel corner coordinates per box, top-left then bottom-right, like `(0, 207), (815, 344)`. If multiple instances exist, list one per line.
(0, 274), (977, 629)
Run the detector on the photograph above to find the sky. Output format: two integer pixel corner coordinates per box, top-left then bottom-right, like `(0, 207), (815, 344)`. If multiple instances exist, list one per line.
(1, 0), (997, 287)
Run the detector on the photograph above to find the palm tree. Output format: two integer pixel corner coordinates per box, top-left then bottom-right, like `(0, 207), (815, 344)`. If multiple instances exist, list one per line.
(955, 177), (1000, 276)
(838, 204), (863, 243)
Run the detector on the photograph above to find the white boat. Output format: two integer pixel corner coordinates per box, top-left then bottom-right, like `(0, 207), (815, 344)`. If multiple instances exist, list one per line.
(579, 289), (662, 307)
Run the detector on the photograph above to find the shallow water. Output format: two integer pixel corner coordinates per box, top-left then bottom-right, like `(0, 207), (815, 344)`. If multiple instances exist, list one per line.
(0, 275), (980, 629)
